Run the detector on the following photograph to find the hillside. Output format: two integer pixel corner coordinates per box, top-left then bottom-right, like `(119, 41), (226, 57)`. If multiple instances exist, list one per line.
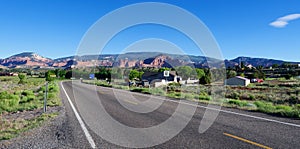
(228, 56), (296, 67)
(0, 52), (299, 69)
(0, 52), (53, 68)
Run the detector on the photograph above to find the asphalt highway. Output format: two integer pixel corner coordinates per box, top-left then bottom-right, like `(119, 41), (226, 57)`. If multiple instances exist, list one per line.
(60, 81), (300, 149)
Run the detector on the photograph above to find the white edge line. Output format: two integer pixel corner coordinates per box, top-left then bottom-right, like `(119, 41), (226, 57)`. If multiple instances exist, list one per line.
(101, 86), (300, 128)
(60, 82), (96, 148)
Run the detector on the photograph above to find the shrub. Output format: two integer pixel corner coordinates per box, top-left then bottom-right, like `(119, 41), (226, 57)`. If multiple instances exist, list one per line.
(249, 94), (255, 100)
(254, 101), (300, 118)
(228, 99), (248, 107)
(198, 95), (211, 101)
(0, 95), (20, 112)
(254, 101), (276, 113)
(131, 88), (143, 92)
(20, 96), (28, 103)
(276, 105), (292, 111)
(288, 95), (299, 104)
(47, 93), (56, 99)
(167, 93), (177, 98)
(48, 85), (59, 93)
(22, 90), (34, 96)
(295, 104), (300, 110)
(184, 93), (194, 99)
(141, 88), (150, 94)
(275, 105), (299, 117)
(150, 88), (165, 96)
(18, 74), (27, 84)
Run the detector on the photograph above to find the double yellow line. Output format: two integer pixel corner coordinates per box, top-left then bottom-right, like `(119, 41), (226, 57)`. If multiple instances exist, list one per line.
(223, 132), (272, 149)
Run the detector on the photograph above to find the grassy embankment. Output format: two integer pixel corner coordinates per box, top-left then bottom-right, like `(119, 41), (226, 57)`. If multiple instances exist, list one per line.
(83, 78), (300, 118)
(0, 76), (61, 140)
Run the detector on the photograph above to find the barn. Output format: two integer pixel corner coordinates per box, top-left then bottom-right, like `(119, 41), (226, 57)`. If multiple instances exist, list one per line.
(225, 76), (250, 86)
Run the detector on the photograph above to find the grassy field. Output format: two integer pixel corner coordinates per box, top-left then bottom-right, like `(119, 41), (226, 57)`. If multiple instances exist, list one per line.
(0, 76), (61, 140)
(83, 79), (300, 118)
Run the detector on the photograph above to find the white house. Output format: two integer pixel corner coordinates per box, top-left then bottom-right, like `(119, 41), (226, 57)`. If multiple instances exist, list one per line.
(225, 76), (250, 86)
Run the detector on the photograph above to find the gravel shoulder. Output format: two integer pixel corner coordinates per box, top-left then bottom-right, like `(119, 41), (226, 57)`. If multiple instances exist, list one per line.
(0, 84), (90, 149)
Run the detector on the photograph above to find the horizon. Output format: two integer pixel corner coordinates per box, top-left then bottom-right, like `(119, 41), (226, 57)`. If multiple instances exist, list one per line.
(1, 51), (300, 62)
(0, 1), (299, 61)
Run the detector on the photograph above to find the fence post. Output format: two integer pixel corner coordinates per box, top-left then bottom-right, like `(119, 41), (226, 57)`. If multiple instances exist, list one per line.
(44, 82), (48, 113)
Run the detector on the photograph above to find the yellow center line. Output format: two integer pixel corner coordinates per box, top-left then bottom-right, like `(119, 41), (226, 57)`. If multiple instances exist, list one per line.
(123, 99), (138, 105)
(223, 132), (272, 149)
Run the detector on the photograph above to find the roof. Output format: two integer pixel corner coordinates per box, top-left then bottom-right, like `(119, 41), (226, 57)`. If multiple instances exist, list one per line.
(142, 71), (176, 78)
(233, 76), (250, 81)
(142, 72), (160, 78)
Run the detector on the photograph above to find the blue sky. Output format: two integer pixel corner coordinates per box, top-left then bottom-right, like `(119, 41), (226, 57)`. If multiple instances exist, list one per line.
(0, 0), (299, 61)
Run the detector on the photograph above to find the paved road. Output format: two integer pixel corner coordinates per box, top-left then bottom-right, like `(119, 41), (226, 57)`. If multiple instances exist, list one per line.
(60, 81), (300, 149)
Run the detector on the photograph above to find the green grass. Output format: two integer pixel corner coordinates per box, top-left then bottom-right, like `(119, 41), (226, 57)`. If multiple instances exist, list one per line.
(228, 99), (249, 107)
(0, 78), (61, 114)
(0, 76), (62, 141)
(0, 113), (58, 140)
(254, 101), (300, 118)
(0, 77), (61, 140)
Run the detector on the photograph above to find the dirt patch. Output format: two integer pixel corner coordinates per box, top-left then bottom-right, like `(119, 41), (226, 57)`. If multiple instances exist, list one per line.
(1, 106), (61, 121)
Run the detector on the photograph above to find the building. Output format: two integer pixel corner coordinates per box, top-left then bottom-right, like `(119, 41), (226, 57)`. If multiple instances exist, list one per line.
(141, 71), (180, 87)
(225, 76), (250, 86)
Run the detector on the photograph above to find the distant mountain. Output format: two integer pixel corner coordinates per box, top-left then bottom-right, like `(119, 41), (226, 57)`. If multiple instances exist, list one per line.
(0, 52), (53, 68)
(0, 52), (299, 69)
(225, 56), (298, 68)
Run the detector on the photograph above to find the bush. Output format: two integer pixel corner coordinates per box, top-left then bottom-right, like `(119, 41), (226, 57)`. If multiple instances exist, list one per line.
(47, 93), (56, 99)
(20, 96), (28, 103)
(48, 85), (59, 93)
(226, 91), (240, 99)
(18, 74), (27, 84)
(295, 104), (300, 110)
(198, 95), (211, 101)
(228, 99), (248, 107)
(131, 88), (144, 92)
(150, 88), (165, 96)
(288, 95), (299, 104)
(0, 95), (20, 112)
(167, 93), (177, 98)
(275, 105), (299, 117)
(249, 94), (255, 100)
(254, 101), (276, 113)
(184, 93), (194, 99)
(254, 101), (300, 118)
(22, 90), (34, 96)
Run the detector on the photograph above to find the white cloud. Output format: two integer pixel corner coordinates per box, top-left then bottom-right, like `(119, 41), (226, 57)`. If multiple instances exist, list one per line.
(269, 13), (300, 28)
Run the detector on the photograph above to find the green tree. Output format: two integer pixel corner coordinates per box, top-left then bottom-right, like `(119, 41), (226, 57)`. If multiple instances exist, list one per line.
(58, 69), (66, 78)
(195, 68), (205, 80)
(158, 67), (171, 72)
(65, 71), (72, 79)
(253, 70), (265, 79)
(199, 69), (211, 84)
(45, 70), (56, 81)
(18, 73), (27, 84)
(95, 67), (110, 80)
(111, 67), (122, 79)
(227, 70), (237, 79)
(240, 73), (245, 77)
(176, 66), (193, 80)
(129, 69), (140, 80)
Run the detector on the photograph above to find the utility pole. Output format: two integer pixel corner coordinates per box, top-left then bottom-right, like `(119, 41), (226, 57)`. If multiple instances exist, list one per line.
(44, 82), (48, 113)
